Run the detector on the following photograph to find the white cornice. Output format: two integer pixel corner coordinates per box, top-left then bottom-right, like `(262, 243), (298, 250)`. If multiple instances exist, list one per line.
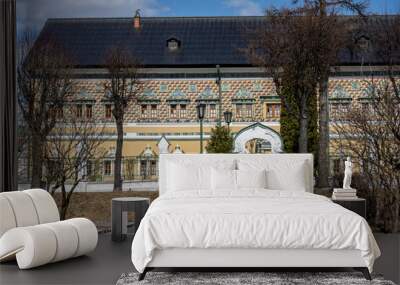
(92, 121), (280, 128)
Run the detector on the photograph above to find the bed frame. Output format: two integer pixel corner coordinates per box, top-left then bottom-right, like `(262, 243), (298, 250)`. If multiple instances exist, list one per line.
(139, 248), (371, 280)
(138, 154), (372, 281)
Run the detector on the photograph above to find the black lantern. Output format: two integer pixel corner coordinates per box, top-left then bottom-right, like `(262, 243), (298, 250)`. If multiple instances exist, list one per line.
(223, 110), (233, 127)
(196, 104), (206, 153)
(196, 103), (206, 120)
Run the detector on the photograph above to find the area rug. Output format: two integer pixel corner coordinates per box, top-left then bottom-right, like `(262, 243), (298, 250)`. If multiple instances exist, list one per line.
(116, 272), (396, 285)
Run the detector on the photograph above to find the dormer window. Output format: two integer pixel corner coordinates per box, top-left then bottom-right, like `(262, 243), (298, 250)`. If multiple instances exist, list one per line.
(356, 35), (370, 52)
(167, 38), (180, 51)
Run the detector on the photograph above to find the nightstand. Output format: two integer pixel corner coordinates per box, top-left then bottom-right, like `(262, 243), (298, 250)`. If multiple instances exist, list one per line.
(111, 197), (150, 242)
(332, 198), (366, 219)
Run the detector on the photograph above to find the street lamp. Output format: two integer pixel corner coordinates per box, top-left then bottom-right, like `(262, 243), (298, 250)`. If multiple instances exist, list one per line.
(216, 65), (222, 127)
(223, 110), (232, 130)
(196, 103), (206, 153)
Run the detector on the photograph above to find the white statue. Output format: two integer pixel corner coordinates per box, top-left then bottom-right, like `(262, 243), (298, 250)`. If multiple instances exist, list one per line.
(343, 156), (353, 189)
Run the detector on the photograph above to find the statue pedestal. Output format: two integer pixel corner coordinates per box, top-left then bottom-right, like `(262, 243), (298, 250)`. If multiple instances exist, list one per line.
(333, 188), (357, 192)
(332, 188), (358, 200)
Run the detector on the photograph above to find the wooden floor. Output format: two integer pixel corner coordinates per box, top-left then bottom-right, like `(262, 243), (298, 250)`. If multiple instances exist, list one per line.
(0, 233), (134, 285)
(0, 233), (398, 285)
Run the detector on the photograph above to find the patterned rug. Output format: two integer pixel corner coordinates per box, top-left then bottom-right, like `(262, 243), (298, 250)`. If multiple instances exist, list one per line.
(116, 271), (396, 285)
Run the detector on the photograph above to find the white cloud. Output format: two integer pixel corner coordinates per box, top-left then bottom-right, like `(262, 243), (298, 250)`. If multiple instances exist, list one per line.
(224, 0), (264, 16)
(17, 0), (170, 33)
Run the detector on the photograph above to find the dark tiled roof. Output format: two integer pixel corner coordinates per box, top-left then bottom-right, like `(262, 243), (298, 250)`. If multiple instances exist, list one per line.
(36, 16), (388, 68)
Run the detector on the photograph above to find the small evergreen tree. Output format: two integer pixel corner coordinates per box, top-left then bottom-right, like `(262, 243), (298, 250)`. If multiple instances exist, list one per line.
(280, 85), (299, 153)
(205, 126), (233, 153)
(280, 83), (319, 172)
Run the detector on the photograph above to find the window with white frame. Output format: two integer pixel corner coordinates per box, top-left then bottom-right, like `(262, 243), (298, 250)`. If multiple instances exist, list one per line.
(170, 104), (177, 118)
(235, 103), (253, 118)
(86, 104), (93, 119)
(266, 103), (281, 118)
(86, 160), (93, 177)
(105, 104), (112, 119)
(141, 104), (148, 118)
(208, 104), (217, 118)
(49, 105), (63, 120)
(170, 104), (187, 119)
(76, 104), (83, 119)
(150, 104), (158, 118)
(104, 160), (112, 176)
(180, 104), (187, 118)
(330, 102), (351, 118)
(150, 161), (157, 176)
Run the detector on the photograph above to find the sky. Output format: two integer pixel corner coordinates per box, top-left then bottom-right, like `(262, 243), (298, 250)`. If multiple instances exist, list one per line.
(17, 0), (400, 34)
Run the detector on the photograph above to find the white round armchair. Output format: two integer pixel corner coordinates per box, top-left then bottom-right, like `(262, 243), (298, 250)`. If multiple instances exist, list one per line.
(0, 189), (98, 269)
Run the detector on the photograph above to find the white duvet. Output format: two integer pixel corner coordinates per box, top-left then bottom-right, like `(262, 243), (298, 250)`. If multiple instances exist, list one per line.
(131, 190), (380, 273)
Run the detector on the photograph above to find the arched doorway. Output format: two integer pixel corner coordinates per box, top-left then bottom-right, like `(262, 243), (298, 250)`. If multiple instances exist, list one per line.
(245, 139), (272, 154)
(234, 122), (283, 153)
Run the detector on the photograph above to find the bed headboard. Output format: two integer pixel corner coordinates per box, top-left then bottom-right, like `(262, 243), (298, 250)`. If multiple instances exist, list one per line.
(159, 154), (314, 195)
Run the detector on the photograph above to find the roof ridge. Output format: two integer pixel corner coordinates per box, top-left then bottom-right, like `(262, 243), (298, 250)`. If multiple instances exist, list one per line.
(44, 14), (397, 25)
(45, 15), (266, 22)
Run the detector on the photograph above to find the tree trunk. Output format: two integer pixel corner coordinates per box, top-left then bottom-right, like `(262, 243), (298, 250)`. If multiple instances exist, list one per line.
(114, 117), (124, 192)
(60, 183), (67, 220)
(31, 133), (43, 188)
(298, 97), (308, 153)
(382, 192), (398, 233)
(59, 180), (79, 220)
(317, 77), (330, 188)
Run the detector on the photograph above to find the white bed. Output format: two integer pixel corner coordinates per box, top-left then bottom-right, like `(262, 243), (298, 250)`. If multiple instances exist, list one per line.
(131, 154), (380, 280)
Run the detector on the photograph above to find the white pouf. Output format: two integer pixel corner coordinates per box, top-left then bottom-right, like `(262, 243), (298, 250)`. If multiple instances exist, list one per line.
(0, 189), (98, 269)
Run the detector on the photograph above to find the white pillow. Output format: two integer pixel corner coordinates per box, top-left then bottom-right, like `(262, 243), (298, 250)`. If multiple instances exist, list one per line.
(237, 159), (309, 192)
(265, 161), (307, 191)
(167, 162), (211, 191)
(211, 168), (237, 191)
(236, 169), (267, 189)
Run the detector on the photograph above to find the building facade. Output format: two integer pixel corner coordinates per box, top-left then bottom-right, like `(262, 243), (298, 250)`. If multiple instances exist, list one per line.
(29, 14), (394, 183)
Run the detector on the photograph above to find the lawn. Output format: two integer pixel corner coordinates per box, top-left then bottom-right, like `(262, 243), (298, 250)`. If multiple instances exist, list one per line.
(54, 191), (159, 232)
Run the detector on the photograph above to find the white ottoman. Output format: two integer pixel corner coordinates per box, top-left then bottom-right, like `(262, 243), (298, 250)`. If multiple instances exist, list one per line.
(0, 218), (98, 269)
(0, 189), (98, 269)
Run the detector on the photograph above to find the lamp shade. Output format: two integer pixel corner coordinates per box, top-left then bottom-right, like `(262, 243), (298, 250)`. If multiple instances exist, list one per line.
(196, 103), (206, 120)
(223, 110), (233, 125)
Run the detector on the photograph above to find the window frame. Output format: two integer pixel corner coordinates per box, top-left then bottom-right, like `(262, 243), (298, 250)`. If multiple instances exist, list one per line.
(170, 104), (177, 118)
(105, 104), (112, 119)
(179, 104), (187, 118)
(103, 160), (112, 176)
(76, 104), (83, 119)
(86, 104), (93, 119)
(150, 104), (158, 118)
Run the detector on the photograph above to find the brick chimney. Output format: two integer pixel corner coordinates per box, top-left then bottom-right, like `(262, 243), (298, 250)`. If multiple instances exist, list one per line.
(133, 9), (141, 29)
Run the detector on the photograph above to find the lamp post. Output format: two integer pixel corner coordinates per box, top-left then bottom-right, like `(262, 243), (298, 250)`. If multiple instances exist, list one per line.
(196, 103), (206, 153)
(216, 65), (222, 127)
(223, 110), (233, 130)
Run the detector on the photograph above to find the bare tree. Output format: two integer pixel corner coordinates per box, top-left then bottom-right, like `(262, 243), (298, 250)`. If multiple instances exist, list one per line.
(299, 0), (367, 188)
(333, 16), (400, 233)
(248, 1), (366, 185)
(104, 46), (141, 192)
(247, 8), (320, 153)
(17, 32), (74, 188)
(43, 104), (106, 220)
